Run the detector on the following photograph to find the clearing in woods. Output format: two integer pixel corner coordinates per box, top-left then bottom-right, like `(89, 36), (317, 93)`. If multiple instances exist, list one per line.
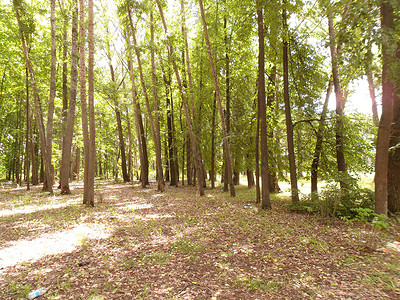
(0, 181), (399, 299)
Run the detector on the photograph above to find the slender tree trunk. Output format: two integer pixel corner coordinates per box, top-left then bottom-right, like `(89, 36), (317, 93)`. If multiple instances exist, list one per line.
(211, 92), (216, 189)
(282, 2), (299, 203)
(266, 66), (280, 193)
(126, 35), (149, 187)
(108, 60), (129, 183)
(138, 107), (149, 185)
(128, 7), (164, 191)
(367, 72), (379, 127)
(198, 0), (235, 196)
(311, 80), (333, 195)
(13, 1), (53, 193)
(156, 0), (205, 195)
(328, 11), (347, 190)
(87, 0), (95, 205)
(126, 105), (134, 182)
(376, 2), (395, 215)
(163, 67), (177, 186)
(257, 5), (271, 209)
(79, 0), (89, 201)
(43, 0), (57, 191)
(25, 68), (30, 190)
(60, 0), (78, 194)
(223, 14), (231, 192)
(149, 11), (165, 191)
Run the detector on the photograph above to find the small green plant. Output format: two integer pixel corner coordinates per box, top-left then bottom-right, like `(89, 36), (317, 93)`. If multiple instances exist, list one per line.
(141, 251), (170, 264)
(234, 276), (279, 290)
(169, 239), (204, 254)
(3, 281), (31, 298)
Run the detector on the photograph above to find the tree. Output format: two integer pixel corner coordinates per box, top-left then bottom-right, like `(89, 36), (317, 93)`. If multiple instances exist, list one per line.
(375, 1), (395, 215)
(327, 10), (348, 191)
(257, 2), (271, 209)
(13, 0), (53, 193)
(282, 0), (299, 203)
(60, 0), (78, 194)
(198, 0), (235, 197)
(127, 5), (164, 192)
(155, 0), (205, 195)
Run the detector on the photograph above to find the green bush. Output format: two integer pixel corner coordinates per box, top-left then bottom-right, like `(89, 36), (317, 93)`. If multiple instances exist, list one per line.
(288, 182), (374, 219)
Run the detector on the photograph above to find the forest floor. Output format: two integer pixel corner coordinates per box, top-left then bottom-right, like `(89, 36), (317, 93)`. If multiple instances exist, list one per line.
(0, 180), (399, 300)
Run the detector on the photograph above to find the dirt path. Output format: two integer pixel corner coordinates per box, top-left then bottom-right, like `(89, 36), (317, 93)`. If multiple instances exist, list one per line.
(0, 181), (399, 299)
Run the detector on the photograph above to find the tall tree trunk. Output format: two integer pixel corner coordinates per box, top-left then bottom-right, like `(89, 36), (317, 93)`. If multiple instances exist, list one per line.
(163, 66), (178, 186)
(376, 2), (395, 215)
(79, 0), (89, 200)
(388, 86), (400, 213)
(138, 106), (149, 185)
(198, 0), (235, 196)
(43, 0), (57, 191)
(128, 6), (164, 192)
(149, 11), (165, 191)
(257, 5), (271, 209)
(211, 92), (216, 189)
(60, 0), (78, 194)
(255, 97), (261, 203)
(311, 80), (333, 195)
(156, 0), (205, 195)
(223, 15), (231, 193)
(25, 68), (30, 190)
(13, 0), (53, 193)
(87, 0), (95, 206)
(126, 34), (149, 187)
(126, 105), (134, 182)
(282, 2), (299, 203)
(328, 11), (347, 190)
(266, 66), (280, 193)
(108, 60), (129, 183)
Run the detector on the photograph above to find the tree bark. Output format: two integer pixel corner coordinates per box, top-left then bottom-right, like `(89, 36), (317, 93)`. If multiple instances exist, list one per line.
(311, 80), (333, 195)
(257, 5), (271, 209)
(126, 35), (149, 187)
(156, 0), (205, 195)
(211, 93), (216, 189)
(128, 6), (164, 192)
(266, 66), (280, 193)
(25, 67), (30, 190)
(282, 2), (299, 203)
(87, 0), (95, 206)
(79, 0), (89, 202)
(375, 2), (395, 215)
(328, 11), (347, 191)
(13, 0), (53, 193)
(43, 0), (57, 191)
(149, 11), (165, 191)
(60, 0), (78, 194)
(198, 0), (235, 196)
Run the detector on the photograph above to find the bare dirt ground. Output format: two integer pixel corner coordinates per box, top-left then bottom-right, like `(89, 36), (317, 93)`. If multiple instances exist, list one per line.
(0, 180), (399, 299)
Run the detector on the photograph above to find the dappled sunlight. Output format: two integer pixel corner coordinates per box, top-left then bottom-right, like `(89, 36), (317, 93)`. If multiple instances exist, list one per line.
(119, 203), (153, 211)
(0, 223), (111, 274)
(0, 198), (80, 218)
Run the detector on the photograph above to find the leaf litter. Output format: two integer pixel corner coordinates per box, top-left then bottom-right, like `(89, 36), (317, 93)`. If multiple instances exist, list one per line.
(0, 181), (399, 299)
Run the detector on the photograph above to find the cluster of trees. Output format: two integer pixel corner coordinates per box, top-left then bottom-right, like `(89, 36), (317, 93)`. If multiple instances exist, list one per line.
(0, 0), (398, 215)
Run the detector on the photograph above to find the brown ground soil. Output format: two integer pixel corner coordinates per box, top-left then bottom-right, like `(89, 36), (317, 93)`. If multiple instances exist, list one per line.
(0, 180), (399, 299)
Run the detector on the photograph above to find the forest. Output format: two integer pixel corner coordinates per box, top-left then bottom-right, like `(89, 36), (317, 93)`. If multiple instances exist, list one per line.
(0, 0), (400, 298)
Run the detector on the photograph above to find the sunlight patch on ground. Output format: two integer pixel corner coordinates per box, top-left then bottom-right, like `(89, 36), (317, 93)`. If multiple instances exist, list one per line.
(119, 203), (154, 211)
(0, 198), (80, 218)
(0, 223), (111, 274)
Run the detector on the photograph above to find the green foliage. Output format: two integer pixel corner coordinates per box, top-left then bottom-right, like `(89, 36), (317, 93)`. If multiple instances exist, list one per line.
(289, 181), (375, 219)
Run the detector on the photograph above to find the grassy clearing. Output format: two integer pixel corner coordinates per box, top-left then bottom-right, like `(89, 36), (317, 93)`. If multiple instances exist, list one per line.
(0, 181), (399, 299)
